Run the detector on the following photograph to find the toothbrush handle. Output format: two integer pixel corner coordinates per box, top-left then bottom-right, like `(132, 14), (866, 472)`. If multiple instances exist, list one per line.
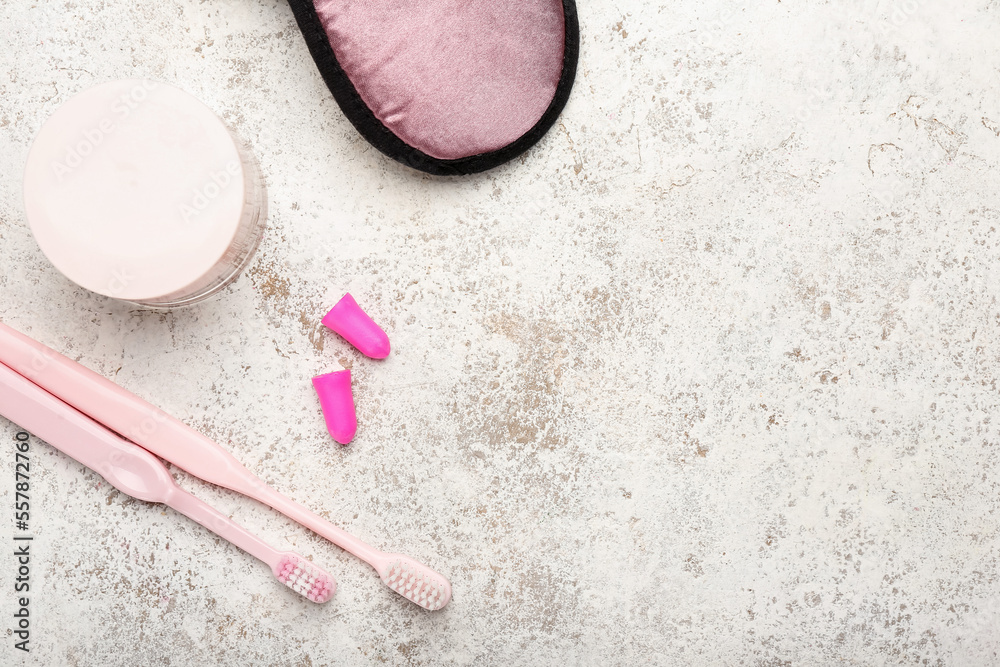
(0, 360), (279, 569)
(0, 321), (260, 491)
(163, 487), (283, 569)
(0, 359), (178, 500)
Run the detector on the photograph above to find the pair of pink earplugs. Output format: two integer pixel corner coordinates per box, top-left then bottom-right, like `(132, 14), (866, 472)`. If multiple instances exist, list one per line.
(312, 294), (390, 444)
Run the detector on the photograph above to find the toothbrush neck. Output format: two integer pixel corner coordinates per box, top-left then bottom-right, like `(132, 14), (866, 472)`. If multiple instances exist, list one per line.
(246, 483), (382, 566)
(162, 486), (276, 565)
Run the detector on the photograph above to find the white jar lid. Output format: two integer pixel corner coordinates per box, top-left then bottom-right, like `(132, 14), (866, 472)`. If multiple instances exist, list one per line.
(23, 80), (247, 301)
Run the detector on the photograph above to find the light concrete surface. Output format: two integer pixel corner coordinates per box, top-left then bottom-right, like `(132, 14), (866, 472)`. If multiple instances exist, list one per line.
(2, 0), (1000, 665)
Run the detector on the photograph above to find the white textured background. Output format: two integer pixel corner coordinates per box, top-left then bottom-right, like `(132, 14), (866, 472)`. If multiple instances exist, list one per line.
(2, 0), (1000, 665)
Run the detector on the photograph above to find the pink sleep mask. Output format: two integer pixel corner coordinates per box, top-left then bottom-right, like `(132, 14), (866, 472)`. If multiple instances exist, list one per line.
(287, 0), (579, 175)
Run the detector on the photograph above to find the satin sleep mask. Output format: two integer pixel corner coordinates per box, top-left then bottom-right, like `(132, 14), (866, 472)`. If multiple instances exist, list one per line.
(287, 0), (580, 175)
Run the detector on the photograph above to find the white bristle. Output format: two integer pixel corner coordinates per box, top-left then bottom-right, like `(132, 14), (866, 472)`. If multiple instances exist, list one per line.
(380, 558), (451, 610)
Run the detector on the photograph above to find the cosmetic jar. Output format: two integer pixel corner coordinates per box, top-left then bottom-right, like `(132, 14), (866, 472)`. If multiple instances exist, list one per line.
(23, 80), (266, 308)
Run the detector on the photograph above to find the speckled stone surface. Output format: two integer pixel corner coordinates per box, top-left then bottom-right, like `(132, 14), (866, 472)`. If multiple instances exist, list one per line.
(2, 1), (1000, 665)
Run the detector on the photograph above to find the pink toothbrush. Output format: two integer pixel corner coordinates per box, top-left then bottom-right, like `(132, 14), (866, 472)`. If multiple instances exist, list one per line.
(0, 361), (336, 603)
(0, 321), (451, 611)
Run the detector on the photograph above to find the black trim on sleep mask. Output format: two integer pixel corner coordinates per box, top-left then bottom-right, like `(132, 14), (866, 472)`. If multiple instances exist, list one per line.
(286, 0), (580, 176)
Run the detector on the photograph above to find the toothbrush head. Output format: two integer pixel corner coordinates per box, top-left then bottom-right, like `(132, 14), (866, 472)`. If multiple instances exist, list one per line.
(273, 554), (337, 603)
(380, 556), (452, 611)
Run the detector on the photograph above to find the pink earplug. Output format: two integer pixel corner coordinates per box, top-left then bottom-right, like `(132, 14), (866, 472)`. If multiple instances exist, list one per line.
(312, 370), (357, 445)
(322, 293), (391, 359)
